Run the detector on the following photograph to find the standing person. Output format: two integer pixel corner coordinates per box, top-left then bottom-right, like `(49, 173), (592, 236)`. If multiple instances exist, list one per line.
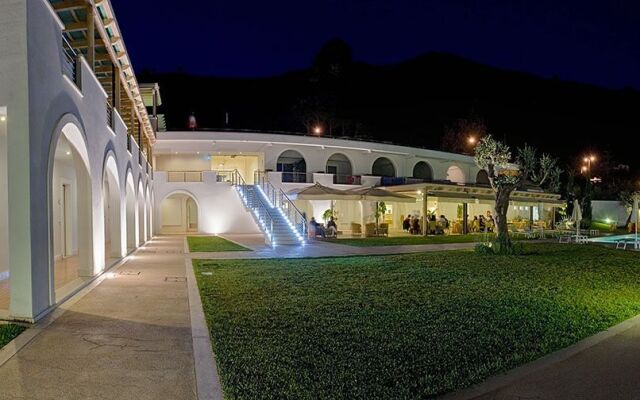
(411, 217), (421, 235)
(403, 216), (411, 232)
(327, 217), (338, 237)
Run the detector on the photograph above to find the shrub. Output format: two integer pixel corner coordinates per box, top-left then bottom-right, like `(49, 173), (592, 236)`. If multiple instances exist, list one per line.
(474, 239), (524, 255)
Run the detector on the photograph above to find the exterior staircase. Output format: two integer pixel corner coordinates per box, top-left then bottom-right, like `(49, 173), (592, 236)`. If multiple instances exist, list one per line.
(228, 170), (306, 246)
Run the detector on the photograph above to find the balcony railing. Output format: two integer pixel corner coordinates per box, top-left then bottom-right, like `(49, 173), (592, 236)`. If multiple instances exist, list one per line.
(106, 101), (113, 129)
(334, 174), (361, 185)
(167, 171), (203, 182)
(61, 35), (78, 83)
(281, 171), (312, 183)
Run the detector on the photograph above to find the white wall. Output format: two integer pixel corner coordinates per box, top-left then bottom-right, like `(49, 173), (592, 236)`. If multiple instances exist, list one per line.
(0, 0), (154, 320)
(51, 157), (78, 259)
(154, 171), (260, 235)
(154, 131), (482, 184)
(0, 107), (8, 280)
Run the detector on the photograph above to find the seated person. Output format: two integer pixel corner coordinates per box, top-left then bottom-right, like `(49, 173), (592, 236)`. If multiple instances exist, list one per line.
(309, 217), (325, 238)
(438, 215), (449, 229)
(471, 216), (479, 232)
(479, 215), (486, 231)
(326, 217), (338, 237)
(402, 216), (411, 232)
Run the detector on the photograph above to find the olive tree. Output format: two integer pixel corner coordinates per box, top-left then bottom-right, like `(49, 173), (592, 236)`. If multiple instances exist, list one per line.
(474, 135), (561, 247)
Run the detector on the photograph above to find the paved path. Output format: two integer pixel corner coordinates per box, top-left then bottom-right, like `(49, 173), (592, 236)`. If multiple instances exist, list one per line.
(188, 233), (477, 259)
(0, 236), (196, 400)
(459, 316), (640, 400)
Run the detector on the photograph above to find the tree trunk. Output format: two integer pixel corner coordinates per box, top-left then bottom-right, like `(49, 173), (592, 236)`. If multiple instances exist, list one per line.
(494, 187), (514, 248)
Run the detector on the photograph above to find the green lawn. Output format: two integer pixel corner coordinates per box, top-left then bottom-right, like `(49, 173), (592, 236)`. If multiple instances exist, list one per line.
(194, 244), (640, 399)
(187, 236), (250, 252)
(322, 233), (510, 247)
(0, 324), (25, 349)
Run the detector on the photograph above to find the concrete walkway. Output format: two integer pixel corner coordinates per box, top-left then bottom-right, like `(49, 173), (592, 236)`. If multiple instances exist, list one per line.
(0, 236), (196, 400)
(458, 315), (640, 400)
(188, 233), (477, 259)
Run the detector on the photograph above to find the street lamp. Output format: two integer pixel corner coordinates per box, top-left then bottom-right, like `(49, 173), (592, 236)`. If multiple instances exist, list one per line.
(313, 126), (323, 135)
(468, 136), (477, 145)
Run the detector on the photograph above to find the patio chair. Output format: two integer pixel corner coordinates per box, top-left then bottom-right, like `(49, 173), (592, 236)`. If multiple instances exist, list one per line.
(365, 223), (377, 237)
(378, 223), (389, 237)
(350, 222), (362, 237)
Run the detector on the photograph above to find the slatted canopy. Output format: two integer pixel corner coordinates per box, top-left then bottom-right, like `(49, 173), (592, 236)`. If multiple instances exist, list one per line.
(49, 0), (156, 145)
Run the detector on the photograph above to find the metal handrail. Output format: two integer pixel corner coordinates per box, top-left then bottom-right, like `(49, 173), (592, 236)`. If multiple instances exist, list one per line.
(61, 34), (78, 82)
(106, 100), (113, 129)
(232, 170), (277, 245)
(253, 171), (307, 239)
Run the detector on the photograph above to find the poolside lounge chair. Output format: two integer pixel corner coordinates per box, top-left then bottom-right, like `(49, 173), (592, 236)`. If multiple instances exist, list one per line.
(615, 239), (639, 250)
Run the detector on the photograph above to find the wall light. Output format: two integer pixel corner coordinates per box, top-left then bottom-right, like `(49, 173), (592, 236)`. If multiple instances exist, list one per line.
(0, 116), (6, 122)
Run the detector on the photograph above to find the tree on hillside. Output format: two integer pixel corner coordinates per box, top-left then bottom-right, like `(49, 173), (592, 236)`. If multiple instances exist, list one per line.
(475, 135), (561, 249)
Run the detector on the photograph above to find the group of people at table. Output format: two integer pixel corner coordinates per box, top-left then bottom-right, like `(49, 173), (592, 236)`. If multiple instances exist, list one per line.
(403, 211), (496, 235)
(308, 217), (337, 238)
(308, 210), (499, 238)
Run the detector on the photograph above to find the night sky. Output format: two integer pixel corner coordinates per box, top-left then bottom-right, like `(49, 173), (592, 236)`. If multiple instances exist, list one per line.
(111, 0), (639, 89)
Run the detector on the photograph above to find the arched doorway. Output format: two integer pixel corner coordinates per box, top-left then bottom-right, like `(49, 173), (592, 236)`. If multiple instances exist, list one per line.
(145, 184), (152, 240)
(413, 161), (433, 181)
(277, 150), (307, 183)
(50, 122), (93, 301)
(137, 179), (146, 245)
(125, 170), (137, 252)
(476, 170), (490, 185)
(372, 157), (396, 177)
(102, 154), (123, 265)
(159, 192), (199, 234)
(446, 165), (465, 184)
(326, 153), (353, 184)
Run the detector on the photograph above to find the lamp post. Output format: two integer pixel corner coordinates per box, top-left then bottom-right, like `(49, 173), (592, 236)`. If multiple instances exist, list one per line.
(581, 154), (596, 191)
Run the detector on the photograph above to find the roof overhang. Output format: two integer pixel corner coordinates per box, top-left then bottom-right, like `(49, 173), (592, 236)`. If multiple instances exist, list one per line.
(382, 182), (564, 205)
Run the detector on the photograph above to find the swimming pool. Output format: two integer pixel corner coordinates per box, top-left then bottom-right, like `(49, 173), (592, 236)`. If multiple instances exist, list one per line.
(589, 234), (638, 244)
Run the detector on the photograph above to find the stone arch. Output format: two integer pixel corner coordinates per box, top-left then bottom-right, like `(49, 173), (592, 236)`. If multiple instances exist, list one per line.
(276, 149), (307, 183)
(372, 157), (396, 177)
(476, 169), (490, 185)
(137, 177), (146, 245)
(145, 183), (152, 240)
(446, 165), (465, 184)
(125, 167), (137, 252)
(159, 190), (200, 234)
(47, 116), (94, 302)
(102, 150), (124, 263)
(326, 153), (353, 182)
(412, 161), (433, 181)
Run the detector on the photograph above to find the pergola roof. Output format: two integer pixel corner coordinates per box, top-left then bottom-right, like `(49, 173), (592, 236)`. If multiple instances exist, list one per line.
(49, 0), (156, 144)
(383, 182), (564, 206)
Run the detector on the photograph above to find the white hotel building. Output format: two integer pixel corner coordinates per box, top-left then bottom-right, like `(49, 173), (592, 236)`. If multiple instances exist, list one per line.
(0, 0), (562, 322)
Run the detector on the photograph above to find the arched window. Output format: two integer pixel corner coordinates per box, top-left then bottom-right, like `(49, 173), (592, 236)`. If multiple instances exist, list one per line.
(326, 153), (353, 184)
(476, 170), (490, 185)
(412, 161), (433, 181)
(277, 150), (307, 183)
(446, 165), (465, 184)
(372, 157), (396, 177)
